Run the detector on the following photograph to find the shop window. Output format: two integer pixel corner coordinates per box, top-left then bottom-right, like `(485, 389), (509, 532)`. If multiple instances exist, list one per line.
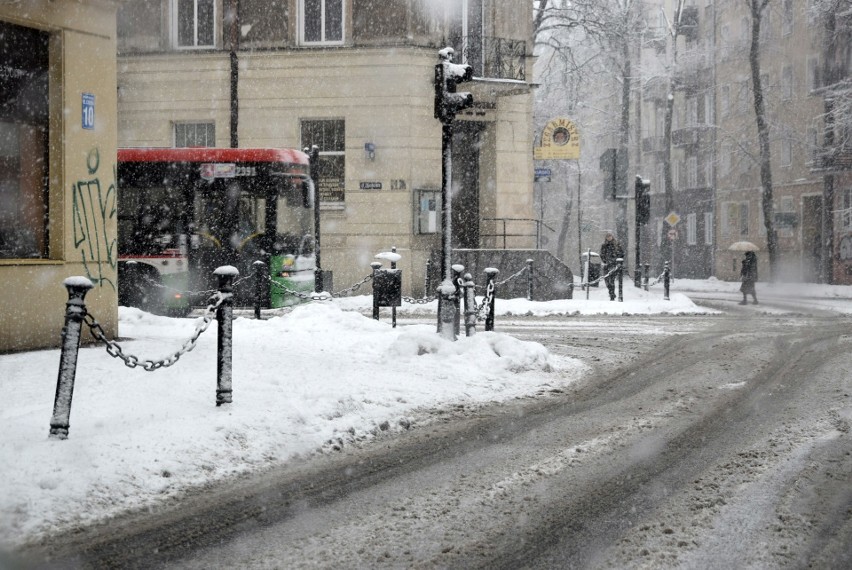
(301, 119), (345, 204)
(174, 122), (215, 147)
(0, 22), (49, 260)
(173, 0), (216, 48)
(300, 0), (344, 45)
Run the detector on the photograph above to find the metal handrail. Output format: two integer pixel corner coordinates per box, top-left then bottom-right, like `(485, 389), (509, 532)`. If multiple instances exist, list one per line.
(481, 217), (555, 249)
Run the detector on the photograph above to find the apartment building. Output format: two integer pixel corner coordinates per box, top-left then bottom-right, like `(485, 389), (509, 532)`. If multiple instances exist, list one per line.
(0, 0), (119, 352)
(635, 0), (848, 283)
(115, 0), (536, 295)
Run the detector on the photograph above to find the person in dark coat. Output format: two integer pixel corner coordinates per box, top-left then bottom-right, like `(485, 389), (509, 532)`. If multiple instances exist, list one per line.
(739, 250), (758, 305)
(600, 232), (624, 301)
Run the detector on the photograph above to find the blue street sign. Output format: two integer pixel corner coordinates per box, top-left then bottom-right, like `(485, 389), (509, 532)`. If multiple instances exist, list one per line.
(82, 93), (95, 130)
(535, 167), (551, 181)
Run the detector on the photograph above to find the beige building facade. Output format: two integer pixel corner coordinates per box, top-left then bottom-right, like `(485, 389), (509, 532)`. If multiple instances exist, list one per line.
(0, 0), (119, 352)
(116, 0), (536, 295)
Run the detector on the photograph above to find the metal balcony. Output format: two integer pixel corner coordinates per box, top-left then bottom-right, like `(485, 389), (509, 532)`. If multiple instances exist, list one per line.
(450, 36), (527, 81)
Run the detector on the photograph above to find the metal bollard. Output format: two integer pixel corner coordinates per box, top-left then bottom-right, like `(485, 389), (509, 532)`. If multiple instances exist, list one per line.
(526, 258), (534, 301)
(424, 258), (432, 298)
(617, 258), (624, 302)
(484, 268), (499, 332)
(585, 248), (592, 300)
(371, 261), (382, 321)
(253, 260), (266, 320)
(463, 272), (477, 337)
(215, 266), (237, 406)
(644, 263), (650, 291)
(437, 279), (457, 341)
(391, 247), (398, 329)
(452, 264), (464, 338)
(49, 277), (94, 440)
(663, 261), (671, 301)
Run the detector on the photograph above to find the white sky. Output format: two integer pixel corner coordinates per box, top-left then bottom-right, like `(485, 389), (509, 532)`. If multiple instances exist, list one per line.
(2, 277), (851, 549)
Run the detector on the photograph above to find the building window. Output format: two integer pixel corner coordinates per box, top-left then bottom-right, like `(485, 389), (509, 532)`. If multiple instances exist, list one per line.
(173, 0), (216, 48)
(721, 84), (730, 116)
(174, 122), (215, 147)
(808, 56), (821, 91)
(737, 80), (750, 114)
(0, 22), (49, 260)
(687, 157), (698, 188)
(722, 201), (749, 237)
(782, 0), (794, 35)
(781, 137), (792, 167)
(782, 66), (793, 101)
(704, 212), (714, 245)
(301, 119), (345, 204)
(687, 213), (697, 245)
(300, 0), (344, 45)
(841, 187), (852, 231)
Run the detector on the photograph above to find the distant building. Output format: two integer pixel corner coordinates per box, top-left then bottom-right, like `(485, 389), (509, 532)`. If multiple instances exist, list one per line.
(115, 0), (536, 295)
(634, 0), (848, 283)
(0, 1), (119, 352)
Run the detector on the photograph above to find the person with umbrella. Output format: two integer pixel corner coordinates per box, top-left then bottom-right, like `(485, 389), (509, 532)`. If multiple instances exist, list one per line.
(739, 250), (758, 305)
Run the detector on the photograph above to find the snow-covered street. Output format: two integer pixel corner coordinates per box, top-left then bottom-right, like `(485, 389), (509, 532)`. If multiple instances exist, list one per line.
(2, 279), (852, 568)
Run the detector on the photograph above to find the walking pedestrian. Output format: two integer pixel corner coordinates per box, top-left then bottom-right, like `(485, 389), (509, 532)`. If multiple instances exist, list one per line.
(739, 251), (758, 305)
(600, 232), (624, 301)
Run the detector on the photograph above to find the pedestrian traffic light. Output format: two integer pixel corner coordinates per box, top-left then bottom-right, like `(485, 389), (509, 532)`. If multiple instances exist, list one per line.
(635, 175), (651, 225)
(434, 48), (474, 124)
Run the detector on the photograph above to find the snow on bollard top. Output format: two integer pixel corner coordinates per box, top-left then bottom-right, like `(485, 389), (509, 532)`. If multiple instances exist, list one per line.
(452, 264), (465, 273)
(438, 280), (457, 295)
(213, 265), (240, 276)
(484, 267), (499, 275)
(375, 252), (402, 263)
(63, 276), (94, 289)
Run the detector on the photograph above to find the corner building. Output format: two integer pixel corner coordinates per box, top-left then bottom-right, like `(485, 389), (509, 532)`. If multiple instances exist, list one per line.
(116, 0), (536, 295)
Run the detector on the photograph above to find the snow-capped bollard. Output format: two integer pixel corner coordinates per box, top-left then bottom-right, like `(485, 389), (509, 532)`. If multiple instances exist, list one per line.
(371, 261), (383, 321)
(463, 273), (477, 337)
(484, 268), (499, 332)
(526, 258), (534, 301)
(253, 260), (266, 320)
(617, 258), (624, 302)
(663, 261), (671, 301)
(437, 279), (457, 341)
(452, 264), (464, 337)
(49, 276), (94, 440)
(214, 266), (238, 406)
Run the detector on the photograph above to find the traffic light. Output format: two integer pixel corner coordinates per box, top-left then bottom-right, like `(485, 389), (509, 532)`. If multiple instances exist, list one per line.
(635, 175), (651, 225)
(434, 48), (474, 124)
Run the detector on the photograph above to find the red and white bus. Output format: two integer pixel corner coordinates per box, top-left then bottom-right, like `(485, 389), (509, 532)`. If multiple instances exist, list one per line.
(117, 147), (315, 314)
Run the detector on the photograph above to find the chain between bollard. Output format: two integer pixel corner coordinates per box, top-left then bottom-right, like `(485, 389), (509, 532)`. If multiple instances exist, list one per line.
(266, 272), (372, 300)
(83, 292), (226, 371)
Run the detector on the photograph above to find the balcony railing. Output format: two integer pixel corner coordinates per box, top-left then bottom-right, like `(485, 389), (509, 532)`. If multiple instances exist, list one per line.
(450, 36), (527, 81)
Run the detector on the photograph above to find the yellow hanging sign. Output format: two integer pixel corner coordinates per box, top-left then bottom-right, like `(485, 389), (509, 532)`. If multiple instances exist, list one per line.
(534, 117), (580, 160)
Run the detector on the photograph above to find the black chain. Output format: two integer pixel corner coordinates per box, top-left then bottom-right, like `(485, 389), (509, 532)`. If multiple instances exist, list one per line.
(84, 293), (226, 371)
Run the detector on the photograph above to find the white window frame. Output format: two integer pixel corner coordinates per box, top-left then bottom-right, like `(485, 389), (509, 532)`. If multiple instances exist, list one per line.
(704, 212), (714, 245)
(687, 156), (698, 188)
(171, 0), (216, 49)
(687, 212), (697, 245)
(299, 0), (345, 46)
(173, 121), (216, 147)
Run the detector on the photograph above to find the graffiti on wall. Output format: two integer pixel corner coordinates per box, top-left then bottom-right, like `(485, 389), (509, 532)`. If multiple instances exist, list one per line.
(72, 147), (117, 290)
